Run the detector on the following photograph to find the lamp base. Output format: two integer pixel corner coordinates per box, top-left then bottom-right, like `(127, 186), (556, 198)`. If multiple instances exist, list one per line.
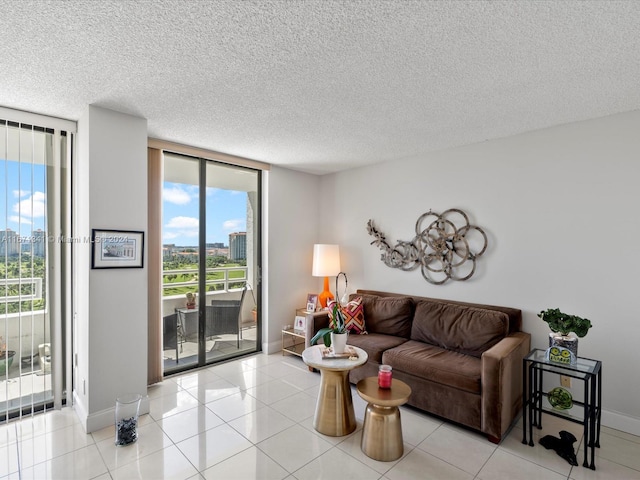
(318, 276), (334, 309)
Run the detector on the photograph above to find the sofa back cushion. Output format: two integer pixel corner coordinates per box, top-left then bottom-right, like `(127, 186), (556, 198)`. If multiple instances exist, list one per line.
(411, 300), (509, 357)
(357, 294), (414, 338)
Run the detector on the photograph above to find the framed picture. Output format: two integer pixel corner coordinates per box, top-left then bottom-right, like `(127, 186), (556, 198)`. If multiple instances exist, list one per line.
(294, 315), (306, 331)
(306, 293), (318, 312)
(91, 229), (144, 269)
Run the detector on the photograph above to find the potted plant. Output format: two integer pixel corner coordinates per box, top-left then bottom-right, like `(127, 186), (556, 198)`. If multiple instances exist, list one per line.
(538, 308), (592, 363)
(310, 301), (348, 354)
(0, 336), (16, 376)
(185, 292), (197, 309)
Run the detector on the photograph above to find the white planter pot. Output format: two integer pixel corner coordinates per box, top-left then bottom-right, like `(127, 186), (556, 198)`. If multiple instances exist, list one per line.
(331, 332), (348, 354)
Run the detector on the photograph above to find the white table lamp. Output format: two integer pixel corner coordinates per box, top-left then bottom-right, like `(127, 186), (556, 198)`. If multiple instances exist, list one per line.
(312, 244), (341, 308)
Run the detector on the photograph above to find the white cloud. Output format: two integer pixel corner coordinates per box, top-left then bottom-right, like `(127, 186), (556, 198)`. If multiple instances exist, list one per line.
(165, 216), (199, 229)
(11, 191), (46, 224)
(223, 219), (244, 231)
(9, 215), (31, 225)
(163, 216), (199, 242)
(163, 186), (192, 205)
(13, 190), (29, 198)
(163, 229), (198, 241)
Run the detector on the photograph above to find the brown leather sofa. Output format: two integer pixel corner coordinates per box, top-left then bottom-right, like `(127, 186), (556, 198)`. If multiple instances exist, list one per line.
(311, 289), (531, 443)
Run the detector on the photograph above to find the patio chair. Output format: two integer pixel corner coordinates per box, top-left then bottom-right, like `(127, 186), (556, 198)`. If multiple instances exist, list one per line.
(205, 286), (247, 349)
(163, 313), (180, 363)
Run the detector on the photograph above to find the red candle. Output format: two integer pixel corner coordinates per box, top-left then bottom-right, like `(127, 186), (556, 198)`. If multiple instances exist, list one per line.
(378, 365), (392, 388)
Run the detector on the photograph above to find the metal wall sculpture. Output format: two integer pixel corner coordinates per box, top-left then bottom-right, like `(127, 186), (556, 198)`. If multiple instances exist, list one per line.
(366, 209), (488, 285)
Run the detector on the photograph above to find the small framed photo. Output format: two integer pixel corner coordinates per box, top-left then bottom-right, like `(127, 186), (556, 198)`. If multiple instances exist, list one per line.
(294, 315), (306, 331)
(92, 229), (144, 269)
(306, 293), (318, 313)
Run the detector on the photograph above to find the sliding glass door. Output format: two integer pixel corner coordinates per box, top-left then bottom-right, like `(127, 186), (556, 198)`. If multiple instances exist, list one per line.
(162, 152), (260, 374)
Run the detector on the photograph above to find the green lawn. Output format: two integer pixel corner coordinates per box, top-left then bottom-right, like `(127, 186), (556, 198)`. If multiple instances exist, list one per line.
(162, 264), (246, 296)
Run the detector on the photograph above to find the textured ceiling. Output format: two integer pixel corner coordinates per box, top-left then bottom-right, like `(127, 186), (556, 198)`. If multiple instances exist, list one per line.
(1, 1), (639, 175)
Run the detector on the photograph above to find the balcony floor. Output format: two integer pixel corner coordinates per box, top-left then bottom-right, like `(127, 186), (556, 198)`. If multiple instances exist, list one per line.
(0, 359), (52, 415)
(163, 325), (258, 373)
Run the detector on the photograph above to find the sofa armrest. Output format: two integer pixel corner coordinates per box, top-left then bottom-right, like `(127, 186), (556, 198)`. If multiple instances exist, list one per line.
(305, 311), (330, 347)
(481, 331), (531, 442)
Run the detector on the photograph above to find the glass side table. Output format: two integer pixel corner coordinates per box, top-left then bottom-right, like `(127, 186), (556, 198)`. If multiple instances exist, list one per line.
(522, 348), (602, 470)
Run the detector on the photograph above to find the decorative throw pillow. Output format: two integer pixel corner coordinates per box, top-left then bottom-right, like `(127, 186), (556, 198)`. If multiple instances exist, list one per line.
(328, 297), (367, 334)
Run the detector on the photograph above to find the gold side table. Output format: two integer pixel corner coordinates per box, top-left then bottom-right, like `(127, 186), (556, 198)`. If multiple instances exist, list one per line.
(302, 345), (368, 436)
(356, 377), (412, 461)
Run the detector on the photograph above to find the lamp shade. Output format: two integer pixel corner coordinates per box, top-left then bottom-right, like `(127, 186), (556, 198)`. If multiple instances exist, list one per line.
(312, 244), (341, 277)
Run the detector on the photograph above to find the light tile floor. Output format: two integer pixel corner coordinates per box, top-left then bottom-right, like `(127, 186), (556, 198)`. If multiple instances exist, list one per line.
(1, 352), (639, 479)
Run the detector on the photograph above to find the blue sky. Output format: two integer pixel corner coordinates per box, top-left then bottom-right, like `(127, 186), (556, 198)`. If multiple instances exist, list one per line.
(0, 159), (47, 234)
(0, 158), (247, 247)
(162, 182), (247, 247)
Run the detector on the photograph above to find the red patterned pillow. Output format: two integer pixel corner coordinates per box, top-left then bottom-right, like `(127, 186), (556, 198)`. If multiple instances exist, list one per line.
(328, 297), (367, 334)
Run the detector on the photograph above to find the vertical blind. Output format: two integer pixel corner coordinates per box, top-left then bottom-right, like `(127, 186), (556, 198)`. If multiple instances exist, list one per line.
(0, 107), (74, 422)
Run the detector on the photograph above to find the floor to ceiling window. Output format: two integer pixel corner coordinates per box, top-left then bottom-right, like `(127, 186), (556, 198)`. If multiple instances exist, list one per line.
(161, 151), (261, 375)
(0, 108), (73, 421)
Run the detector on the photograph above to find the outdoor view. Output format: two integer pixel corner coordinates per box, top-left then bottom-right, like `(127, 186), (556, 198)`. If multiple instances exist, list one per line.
(0, 155), (47, 313)
(1, 120), (56, 420)
(162, 153), (259, 373)
(162, 181), (249, 296)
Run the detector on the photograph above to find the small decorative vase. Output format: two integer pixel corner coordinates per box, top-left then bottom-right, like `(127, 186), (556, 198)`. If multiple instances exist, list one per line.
(331, 332), (348, 354)
(0, 350), (16, 376)
(549, 332), (578, 364)
(186, 293), (197, 309)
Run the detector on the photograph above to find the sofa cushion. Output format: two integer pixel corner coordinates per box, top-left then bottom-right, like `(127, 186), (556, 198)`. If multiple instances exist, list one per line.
(411, 300), (509, 358)
(383, 340), (482, 394)
(328, 297), (367, 334)
(346, 332), (408, 363)
(357, 294), (414, 338)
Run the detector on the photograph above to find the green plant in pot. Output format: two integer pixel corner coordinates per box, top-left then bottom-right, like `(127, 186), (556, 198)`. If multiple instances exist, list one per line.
(0, 336), (16, 376)
(538, 308), (592, 364)
(310, 302), (348, 354)
(185, 292), (197, 309)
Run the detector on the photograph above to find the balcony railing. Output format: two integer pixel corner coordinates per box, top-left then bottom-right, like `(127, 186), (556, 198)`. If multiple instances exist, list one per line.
(0, 277), (43, 302)
(162, 266), (248, 297)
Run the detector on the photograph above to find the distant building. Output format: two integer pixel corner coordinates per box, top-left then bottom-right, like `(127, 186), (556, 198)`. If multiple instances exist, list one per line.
(206, 242), (225, 249)
(0, 229), (20, 256)
(229, 232), (246, 261)
(163, 244), (176, 258)
(32, 229), (47, 257)
(207, 247), (229, 258)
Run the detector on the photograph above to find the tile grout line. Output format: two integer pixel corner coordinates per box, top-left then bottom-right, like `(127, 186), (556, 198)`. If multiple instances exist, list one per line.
(14, 421), (21, 479)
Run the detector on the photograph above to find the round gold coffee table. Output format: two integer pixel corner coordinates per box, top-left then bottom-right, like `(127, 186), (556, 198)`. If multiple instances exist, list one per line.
(356, 377), (412, 461)
(302, 345), (368, 436)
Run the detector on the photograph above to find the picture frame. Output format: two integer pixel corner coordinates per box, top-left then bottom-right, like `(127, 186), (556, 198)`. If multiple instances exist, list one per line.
(306, 293), (318, 313)
(294, 315), (306, 331)
(91, 229), (144, 269)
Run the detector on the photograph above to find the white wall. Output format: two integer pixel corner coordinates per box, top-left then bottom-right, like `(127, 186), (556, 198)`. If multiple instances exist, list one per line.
(264, 167), (321, 353)
(74, 106), (148, 432)
(319, 110), (640, 435)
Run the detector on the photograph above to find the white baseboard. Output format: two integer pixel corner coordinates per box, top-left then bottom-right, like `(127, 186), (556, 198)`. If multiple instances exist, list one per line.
(72, 391), (89, 433)
(72, 391), (150, 434)
(263, 339), (282, 355)
(602, 409), (640, 437)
